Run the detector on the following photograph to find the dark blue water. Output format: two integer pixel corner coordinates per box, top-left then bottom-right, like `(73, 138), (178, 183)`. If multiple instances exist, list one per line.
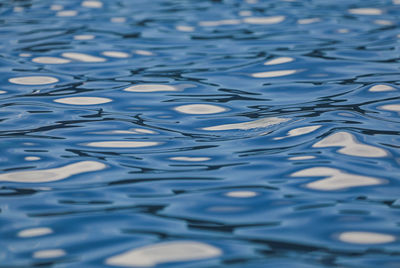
(1, 0), (400, 267)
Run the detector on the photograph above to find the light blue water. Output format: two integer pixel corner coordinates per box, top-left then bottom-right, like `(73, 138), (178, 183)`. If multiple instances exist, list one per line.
(0, 0), (400, 267)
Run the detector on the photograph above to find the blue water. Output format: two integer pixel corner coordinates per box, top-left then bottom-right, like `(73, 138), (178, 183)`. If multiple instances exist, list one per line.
(1, 0), (400, 267)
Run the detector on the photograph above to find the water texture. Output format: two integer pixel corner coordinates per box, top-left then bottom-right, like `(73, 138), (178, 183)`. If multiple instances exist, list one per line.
(0, 0), (400, 267)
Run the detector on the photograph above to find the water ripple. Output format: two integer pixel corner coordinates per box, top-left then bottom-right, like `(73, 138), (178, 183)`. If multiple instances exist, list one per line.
(1, 0), (400, 267)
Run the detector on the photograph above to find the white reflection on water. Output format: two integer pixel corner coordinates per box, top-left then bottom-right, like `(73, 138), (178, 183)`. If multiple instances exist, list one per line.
(313, 131), (387, 157)
(264, 57), (294, 65)
(102, 51), (130, 58)
(25, 156), (40, 161)
(337, 28), (350, 33)
(243, 16), (285, 24)
(85, 141), (159, 148)
(33, 249), (66, 259)
(381, 104), (400, 112)
(106, 241), (222, 267)
(274, 125), (321, 140)
(50, 4), (63, 11)
(18, 227), (53, 238)
(124, 84), (179, 92)
(199, 19), (241, 27)
(170, 156), (210, 162)
(174, 104), (227, 115)
(0, 161), (106, 183)
(203, 117), (290, 131)
(288, 155), (316, 160)
(92, 128), (157, 135)
(32, 57), (70, 64)
(134, 50), (154, 56)
(225, 191), (258, 198)
(369, 84), (395, 92)
(297, 18), (320, 24)
(74, 35), (95, 40)
(62, 52), (106, 62)
(176, 25), (195, 32)
(111, 17), (126, 23)
(251, 69), (298, 78)
(239, 10), (252, 16)
(81, 1), (103, 8)
(348, 8), (383, 15)
(339, 231), (396, 244)
(56, 10), (77, 17)
(374, 19), (393, 26)
(9, 76), (59, 85)
(54, 97), (112, 105)
(291, 167), (384, 191)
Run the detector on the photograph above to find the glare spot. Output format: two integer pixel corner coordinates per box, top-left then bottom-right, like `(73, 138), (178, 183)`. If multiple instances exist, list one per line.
(288, 155), (316, 160)
(111, 17), (126, 23)
(225, 191), (258, 198)
(54, 97), (112, 105)
(0, 161), (106, 183)
(25, 156), (40, 161)
(81, 1), (103, 8)
(18, 227), (53, 238)
(369, 84), (395, 92)
(203, 117), (289, 131)
(105, 241), (222, 267)
(176, 25), (195, 32)
(19, 53), (32, 57)
(339, 231), (396, 244)
(74, 35), (95, 40)
(199, 19), (241, 27)
(56, 10), (78, 17)
(85, 141), (159, 148)
(243, 16), (285, 24)
(348, 8), (383, 15)
(34, 249), (66, 259)
(32, 57), (70, 64)
(291, 167), (384, 191)
(9, 76), (59, 85)
(380, 104), (400, 112)
(264, 57), (294, 65)
(297, 18), (320, 24)
(174, 104), (227, 115)
(170, 156), (210, 162)
(0, 90), (6, 94)
(101, 51), (130, 58)
(313, 131), (387, 157)
(251, 69), (298, 78)
(134, 50), (154, 56)
(124, 84), (179, 92)
(50, 4), (63, 11)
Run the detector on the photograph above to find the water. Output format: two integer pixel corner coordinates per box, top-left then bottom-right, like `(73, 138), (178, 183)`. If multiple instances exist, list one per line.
(0, 0), (399, 267)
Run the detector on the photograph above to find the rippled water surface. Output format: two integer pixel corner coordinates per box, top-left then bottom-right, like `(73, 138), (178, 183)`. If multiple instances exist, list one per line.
(1, 0), (400, 267)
